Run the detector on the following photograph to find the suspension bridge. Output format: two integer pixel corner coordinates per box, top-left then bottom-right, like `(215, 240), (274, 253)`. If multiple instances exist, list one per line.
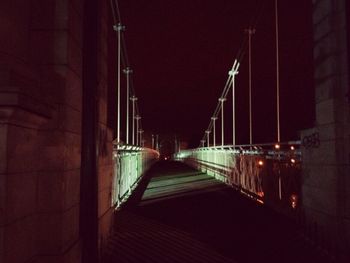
(104, 1), (337, 262)
(1, 0), (349, 263)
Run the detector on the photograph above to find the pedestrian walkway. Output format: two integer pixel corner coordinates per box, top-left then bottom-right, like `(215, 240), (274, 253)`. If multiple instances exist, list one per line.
(103, 161), (333, 263)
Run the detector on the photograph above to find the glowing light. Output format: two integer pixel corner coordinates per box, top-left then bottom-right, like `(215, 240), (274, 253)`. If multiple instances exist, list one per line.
(258, 160), (264, 166)
(290, 146), (295, 150)
(291, 158), (296, 164)
(275, 144), (280, 149)
(290, 194), (298, 209)
(257, 191), (264, 197)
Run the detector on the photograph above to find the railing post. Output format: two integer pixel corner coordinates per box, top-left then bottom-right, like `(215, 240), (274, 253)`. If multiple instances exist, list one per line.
(205, 130), (211, 147)
(130, 96), (138, 145)
(123, 67), (132, 144)
(229, 60), (239, 146)
(211, 117), (217, 147)
(245, 27), (255, 145)
(114, 23), (125, 144)
(275, 0), (281, 143)
(135, 115), (141, 146)
(219, 98), (226, 146)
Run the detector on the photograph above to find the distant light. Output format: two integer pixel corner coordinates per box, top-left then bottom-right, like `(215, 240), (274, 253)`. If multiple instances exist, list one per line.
(291, 158), (296, 164)
(164, 157), (168, 160)
(258, 160), (264, 166)
(257, 191), (264, 197)
(275, 144), (280, 150)
(290, 146), (295, 150)
(290, 194), (298, 209)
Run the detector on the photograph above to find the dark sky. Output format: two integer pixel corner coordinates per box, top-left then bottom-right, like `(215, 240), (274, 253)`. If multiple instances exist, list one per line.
(118, 0), (314, 147)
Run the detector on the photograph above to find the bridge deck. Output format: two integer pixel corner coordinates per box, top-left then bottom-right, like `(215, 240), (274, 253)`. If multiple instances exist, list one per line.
(103, 161), (332, 263)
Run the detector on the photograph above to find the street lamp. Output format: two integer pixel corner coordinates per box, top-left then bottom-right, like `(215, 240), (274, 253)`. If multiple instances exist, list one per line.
(229, 59), (240, 146)
(123, 67), (132, 144)
(211, 117), (218, 147)
(205, 130), (211, 147)
(113, 23), (125, 144)
(219, 97), (226, 146)
(130, 96), (138, 145)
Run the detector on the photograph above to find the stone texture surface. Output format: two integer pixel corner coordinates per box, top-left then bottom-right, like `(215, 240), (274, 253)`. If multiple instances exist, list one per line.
(4, 215), (37, 263)
(301, 0), (350, 260)
(0, 0), (113, 262)
(0, 0), (125, 262)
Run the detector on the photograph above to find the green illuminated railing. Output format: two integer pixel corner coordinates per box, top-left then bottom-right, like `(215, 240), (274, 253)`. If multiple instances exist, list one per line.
(112, 144), (159, 207)
(174, 142), (301, 209)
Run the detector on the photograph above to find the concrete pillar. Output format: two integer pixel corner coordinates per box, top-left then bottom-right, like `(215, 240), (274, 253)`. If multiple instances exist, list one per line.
(301, 0), (350, 260)
(0, 0), (116, 262)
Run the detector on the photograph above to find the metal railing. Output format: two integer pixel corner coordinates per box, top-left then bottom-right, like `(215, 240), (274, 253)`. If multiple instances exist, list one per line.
(174, 142), (301, 210)
(112, 144), (159, 207)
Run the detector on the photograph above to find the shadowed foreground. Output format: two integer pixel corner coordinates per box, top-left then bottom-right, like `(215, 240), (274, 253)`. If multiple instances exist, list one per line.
(103, 161), (332, 263)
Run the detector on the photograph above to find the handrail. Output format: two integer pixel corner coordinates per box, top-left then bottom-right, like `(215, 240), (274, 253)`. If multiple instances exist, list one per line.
(112, 143), (159, 208)
(174, 142), (302, 209)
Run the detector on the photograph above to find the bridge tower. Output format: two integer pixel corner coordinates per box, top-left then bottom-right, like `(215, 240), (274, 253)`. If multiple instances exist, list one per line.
(301, 0), (350, 259)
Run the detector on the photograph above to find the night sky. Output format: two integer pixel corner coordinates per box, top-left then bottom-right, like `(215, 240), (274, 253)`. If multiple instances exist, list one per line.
(117, 0), (314, 148)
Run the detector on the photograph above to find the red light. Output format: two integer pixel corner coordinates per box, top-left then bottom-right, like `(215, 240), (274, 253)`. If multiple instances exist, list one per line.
(290, 194), (298, 209)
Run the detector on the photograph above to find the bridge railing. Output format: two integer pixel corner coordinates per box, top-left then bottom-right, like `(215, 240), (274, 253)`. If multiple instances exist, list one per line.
(112, 144), (159, 207)
(174, 142), (301, 212)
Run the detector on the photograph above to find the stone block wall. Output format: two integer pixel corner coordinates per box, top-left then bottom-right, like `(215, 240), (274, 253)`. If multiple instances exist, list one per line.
(96, 0), (116, 257)
(0, 1), (116, 262)
(301, 0), (350, 260)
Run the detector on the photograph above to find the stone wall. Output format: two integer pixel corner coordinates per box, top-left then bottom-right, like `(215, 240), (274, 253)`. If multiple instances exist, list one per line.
(96, 0), (116, 258)
(301, 0), (350, 260)
(0, 1), (116, 262)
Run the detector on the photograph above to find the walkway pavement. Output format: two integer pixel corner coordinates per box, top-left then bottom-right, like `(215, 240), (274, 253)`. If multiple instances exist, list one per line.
(103, 161), (333, 263)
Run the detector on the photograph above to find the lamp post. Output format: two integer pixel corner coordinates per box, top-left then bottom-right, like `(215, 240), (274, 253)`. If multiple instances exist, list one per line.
(113, 23), (125, 144)
(130, 96), (138, 145)
(123, 67), (132, 144)
(245, 27), (255, 145)
(200, 140), (205, 147)
(229, 59), (240, 146)
(219, 98), (226, 146)
(205, 130), (211, 147)
(211, 117), (218, 147)
(135, 115), (141, 146)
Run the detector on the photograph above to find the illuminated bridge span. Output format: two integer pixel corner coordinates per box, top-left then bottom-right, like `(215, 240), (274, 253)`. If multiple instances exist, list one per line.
(2, 1), (349, 263)
(103, 159), (331, 263)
